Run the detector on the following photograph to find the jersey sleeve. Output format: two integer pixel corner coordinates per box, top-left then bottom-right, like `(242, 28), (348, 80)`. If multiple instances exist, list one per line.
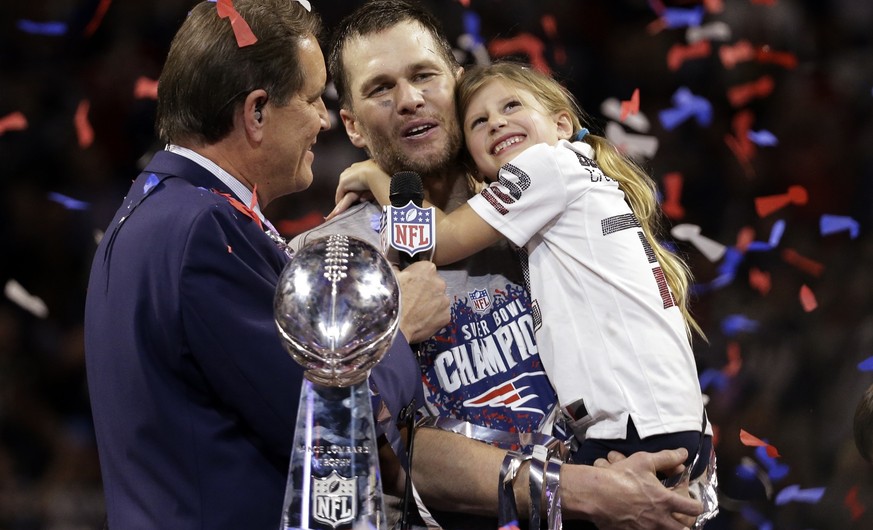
(467, 143), (570, 248)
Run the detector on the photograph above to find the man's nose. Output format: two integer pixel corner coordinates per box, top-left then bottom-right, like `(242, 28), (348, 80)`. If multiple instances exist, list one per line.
(396, 79), (425, 114)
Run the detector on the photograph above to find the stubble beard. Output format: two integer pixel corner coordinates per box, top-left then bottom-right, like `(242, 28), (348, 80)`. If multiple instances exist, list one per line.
(366, 120), (463, 181)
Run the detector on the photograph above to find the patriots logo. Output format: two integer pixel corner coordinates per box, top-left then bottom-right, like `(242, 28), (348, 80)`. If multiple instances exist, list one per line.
(463, 372), (547, 415)
(468, 288), (491, 312)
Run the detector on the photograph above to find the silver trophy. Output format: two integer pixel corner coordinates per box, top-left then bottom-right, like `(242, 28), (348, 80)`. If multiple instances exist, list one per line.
(275, 235), (399, 530)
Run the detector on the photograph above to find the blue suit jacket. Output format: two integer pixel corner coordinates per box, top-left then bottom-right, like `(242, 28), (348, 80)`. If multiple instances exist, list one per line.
(84, 151), (421, 529)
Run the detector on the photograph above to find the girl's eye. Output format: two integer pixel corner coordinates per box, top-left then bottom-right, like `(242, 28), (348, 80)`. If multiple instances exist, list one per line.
(469, 117), (486, 129)
(505, 100), (521, 111)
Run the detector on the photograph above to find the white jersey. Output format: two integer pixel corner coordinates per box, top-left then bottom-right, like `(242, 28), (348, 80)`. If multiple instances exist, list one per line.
(468, 139), (708, 440)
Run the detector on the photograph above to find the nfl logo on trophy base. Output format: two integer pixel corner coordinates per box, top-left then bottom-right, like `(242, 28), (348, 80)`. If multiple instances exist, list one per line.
(313, 471), (356, 527)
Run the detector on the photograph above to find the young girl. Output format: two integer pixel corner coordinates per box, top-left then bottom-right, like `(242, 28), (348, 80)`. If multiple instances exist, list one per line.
(346, 61), (713, 480)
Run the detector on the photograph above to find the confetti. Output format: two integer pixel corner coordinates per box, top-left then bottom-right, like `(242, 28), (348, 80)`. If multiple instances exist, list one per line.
(721, 314), (760, 336)
(749, 267), (771, 295)
(143, 173), (160, 194)
(134, 76), (159, 100)
(48, 192), (90, 210)
(84, 0), (114, 37)
(845, 485), (866, 521)
(216, 0), (258, 48)
(292, 0), (312, 11)
(719, 40), (756, 69)
(604, 121), (659, 159)
(781, 248), (824, 277)
(799, 284), (818, 312)
(740, 505), (773, 530)
(754, 185), (807, 217)
(722, 341), (743, 377)
(756, 444), (790, 480)
(703, 0), (724, 14)
(820, 214), (859, 239)
(747, 129), (778, 146)
(600, 98), (650, 132)
(686, 21), (732, 43)
(856, 356), (873, 372)
(489, 34), (550, 74)
(660, 172), (685, 219)
(462, 11), (484, 46)
(620, 88), (640, 121)
(75, 99), (94, 148)
(775, 484), (826, 505)
(736, 226), (756, 252)
(727, 75), (775, 107)
(768, 219), (786, 247)
(699, 368), (728, 392)
(667, 40), (711, 71)
(662, 6), (706, 29)
(4, 279), (49, 318)
(740, 429), (781, 458)
(717, 246), (745, 278)
(658, 87), (712, 130)
(671, 224), (726, 261)
(16, 19), (68, 36)
(756, 46), (797, 69)
(0, 111), (28, 135)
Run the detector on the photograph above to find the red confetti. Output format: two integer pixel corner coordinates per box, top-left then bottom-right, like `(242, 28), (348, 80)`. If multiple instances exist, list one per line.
(212, 189), (264, 231)
(727, 75), (775, 107)
(719, 40), (756, 69)
(227, 245), (233, 253)
(703, 0), (724, 13)
(456, 0), (470, 6)
(845, 485), (866, 521)
(781, 248), (825, 277)
(620, 88), (640, 122)
(722, 341), (743, 377)
(0, 111), (28, 135)
(739, 428), (781, 458)
(736, 226), (756, 252)
(84, 0), (113, 37)
(217, 0), (258, 48)
(757, 46), (797, 69)
(667, 40), (711, 71)
(661, 171), (685, 220)
(749, 267), (771, 295)
(540, 15), (566, 66)
(134, 76), (159, 100)
(488, 34), (550, 74)
(754, 185), (808, 217)
(724, 110), (756, 175)
(74, 99), (94, 148)
(799, 284), (818, 312)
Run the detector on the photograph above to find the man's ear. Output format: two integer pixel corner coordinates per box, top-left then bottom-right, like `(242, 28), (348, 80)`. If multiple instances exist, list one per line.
(242, 89), (268, 140)
(555, 111), (574, 141)
(339, 108), (367, 149)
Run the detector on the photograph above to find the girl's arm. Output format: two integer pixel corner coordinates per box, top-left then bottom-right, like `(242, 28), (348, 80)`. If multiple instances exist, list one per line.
(328, 160), (504, 264)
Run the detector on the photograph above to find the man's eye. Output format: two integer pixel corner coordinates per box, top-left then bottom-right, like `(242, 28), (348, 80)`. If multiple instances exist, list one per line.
(413, 72), (436, 82)
(367, 85), (388, 97)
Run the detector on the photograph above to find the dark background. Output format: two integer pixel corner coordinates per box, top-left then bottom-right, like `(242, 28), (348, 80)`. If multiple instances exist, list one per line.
(1, 1), (872, 528)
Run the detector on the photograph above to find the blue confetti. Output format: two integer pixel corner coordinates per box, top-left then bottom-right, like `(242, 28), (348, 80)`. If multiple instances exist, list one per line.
(462, 11), (485, 46)
(721, 314), (760, 336)
(768, 219), (786, 247)
(717, 247), (744, 277)
(748, 129), (779, 146)
(820, 214), (859, 239)
(47, 192), (89, 210)
(143, 173), (160, 195)
(745, 241), (773, 252)
(756, 445), (790, 481)
(699, 368), (728, 392)
(16, 19), (68, 36)
(775, 484), (826, 506)
(658, 87), (712, 130)
(662, 6), (705, 29)
(857, 356), (873, 371)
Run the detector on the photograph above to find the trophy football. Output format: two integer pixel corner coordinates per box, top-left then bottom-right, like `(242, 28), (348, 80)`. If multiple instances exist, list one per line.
(274, 235), (399, 530)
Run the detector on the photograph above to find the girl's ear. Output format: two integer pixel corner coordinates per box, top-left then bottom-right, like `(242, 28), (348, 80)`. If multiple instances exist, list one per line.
(554, 111), (574, 140)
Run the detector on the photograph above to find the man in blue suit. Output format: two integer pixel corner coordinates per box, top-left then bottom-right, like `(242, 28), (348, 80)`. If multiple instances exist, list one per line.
(83, 1), (449, 528)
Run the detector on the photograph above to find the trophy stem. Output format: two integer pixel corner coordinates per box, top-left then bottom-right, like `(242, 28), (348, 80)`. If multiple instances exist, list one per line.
(281, 378), (386, 530)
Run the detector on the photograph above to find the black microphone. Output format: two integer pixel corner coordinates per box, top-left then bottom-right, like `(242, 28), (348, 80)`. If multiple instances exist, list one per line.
(389, 171), (428, 266)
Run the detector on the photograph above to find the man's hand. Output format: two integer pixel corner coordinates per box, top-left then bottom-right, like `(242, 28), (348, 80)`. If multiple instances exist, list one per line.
(562, 449), (703, 530)
(396, 261), (450, 344)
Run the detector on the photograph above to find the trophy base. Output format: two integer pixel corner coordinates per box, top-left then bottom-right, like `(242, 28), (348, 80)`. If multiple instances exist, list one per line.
(280, 378), (386, 530)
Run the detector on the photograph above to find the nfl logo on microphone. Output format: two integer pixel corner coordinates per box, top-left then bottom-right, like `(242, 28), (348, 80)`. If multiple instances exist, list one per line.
(386, 203), (435, 257)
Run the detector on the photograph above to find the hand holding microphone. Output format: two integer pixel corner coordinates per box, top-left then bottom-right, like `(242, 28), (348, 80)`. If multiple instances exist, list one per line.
(382, 171), (435, 267)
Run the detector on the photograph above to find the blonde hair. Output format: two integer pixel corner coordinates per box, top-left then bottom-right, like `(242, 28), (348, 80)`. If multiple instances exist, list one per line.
(456, 62), (704, 340)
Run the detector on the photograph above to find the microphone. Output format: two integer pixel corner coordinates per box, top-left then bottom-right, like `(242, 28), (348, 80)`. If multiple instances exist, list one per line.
(383, 171), (434, 267)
